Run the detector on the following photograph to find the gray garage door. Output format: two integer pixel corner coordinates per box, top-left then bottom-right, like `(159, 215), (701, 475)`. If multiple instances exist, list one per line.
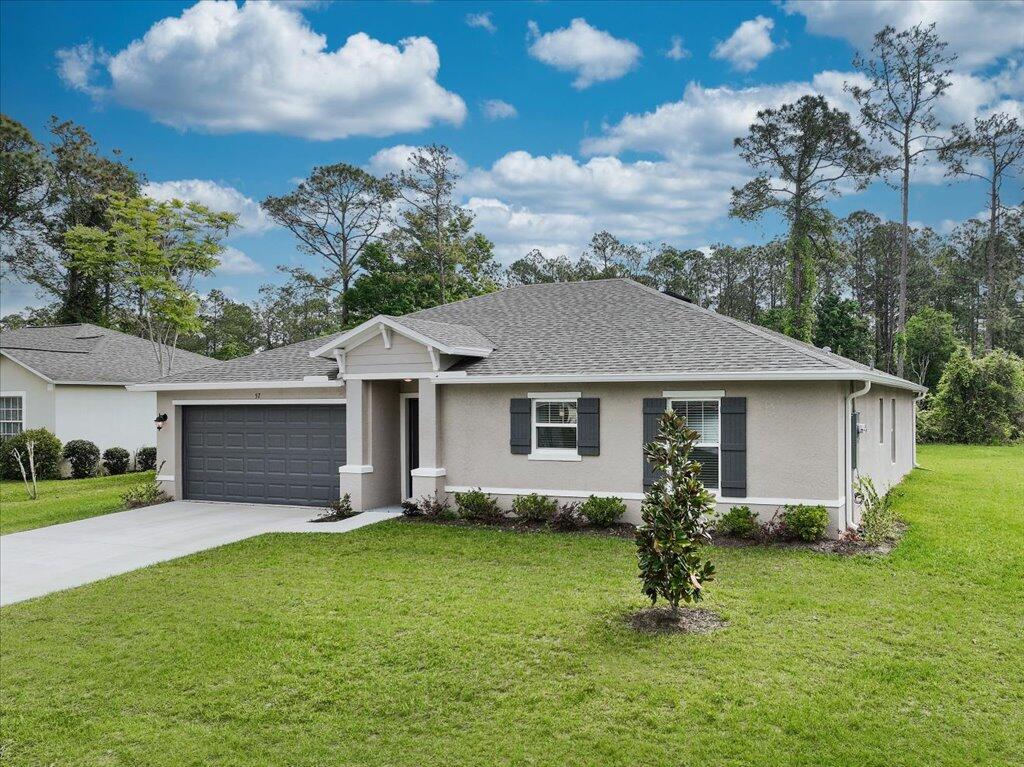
(183, 404), (346, 507)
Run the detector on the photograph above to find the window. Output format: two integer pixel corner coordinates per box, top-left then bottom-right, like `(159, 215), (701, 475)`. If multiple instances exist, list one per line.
(891, 398), (897, 463)
(0, 395), (24, 438)
(532, 399), (578, 458)
(878, 397), (884, 443)
(669, 399), (720, 490)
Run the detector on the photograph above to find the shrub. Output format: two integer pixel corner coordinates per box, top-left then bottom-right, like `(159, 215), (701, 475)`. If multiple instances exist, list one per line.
(714, 505), (759, 539)
(102, 447), (131, 475)
(929, 347), (1024, 444)
(401, 495), (451, 518)
(855, 476), (899, 545)
(549, 502), (582, 531)
(511, 493), (558, 522)
(454, 489), (503, 522)
(635, 410), (715, 612)
(580, 495), (626, 527)
(0, 428), (62, 480)
(121, 475), (170, 509)
(781, 504), (830, 542)
(135, 446), (157, 472)
(63, 439), (101, 479)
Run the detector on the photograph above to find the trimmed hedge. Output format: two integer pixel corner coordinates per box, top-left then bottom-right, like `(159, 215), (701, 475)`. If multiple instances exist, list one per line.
(63, 439), (101, 479)
(103, 447), (131, 475)
(579, 495), (626, 527)
(0, 428), (62, 480)
(135, 446), (157, 472)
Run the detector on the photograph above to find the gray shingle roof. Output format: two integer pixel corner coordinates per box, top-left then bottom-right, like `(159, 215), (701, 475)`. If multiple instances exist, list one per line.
(143, 333), (340, 384)
(386, 315), (494, 351)
(410, 279), (880, 377)
(0, 323), (216, 384)
(133, 279), (922, 390)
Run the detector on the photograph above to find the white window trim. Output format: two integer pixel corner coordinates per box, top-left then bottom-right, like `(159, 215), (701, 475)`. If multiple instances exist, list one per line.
(891, 398), (897, 464)
(0, 390), (26, 437)
(666, 396), (722, 491)
(529, 396), (581, 462)
(878, 397), (884, 444)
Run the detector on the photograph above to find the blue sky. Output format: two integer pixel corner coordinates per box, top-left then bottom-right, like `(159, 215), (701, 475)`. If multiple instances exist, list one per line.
(1, 0), (1021, 313)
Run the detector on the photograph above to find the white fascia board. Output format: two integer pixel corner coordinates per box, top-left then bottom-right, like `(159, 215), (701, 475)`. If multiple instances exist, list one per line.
(172, 398), (346, 406)
(0, 351), (55, 383)
(307, 316), (492, 359)
(342, 371), (468, 380)
(435, 369), (927, 394)
(128, 379), (345, 392)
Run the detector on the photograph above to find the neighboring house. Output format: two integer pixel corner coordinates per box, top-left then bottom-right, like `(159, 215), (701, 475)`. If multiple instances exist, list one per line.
(133, 279), (926, 534)
(0, 323), (215, 454)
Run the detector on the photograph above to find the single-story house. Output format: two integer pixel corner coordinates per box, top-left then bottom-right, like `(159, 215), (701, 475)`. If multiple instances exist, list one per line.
(133, 279), (926, 534)
(0, 323), (214, 454)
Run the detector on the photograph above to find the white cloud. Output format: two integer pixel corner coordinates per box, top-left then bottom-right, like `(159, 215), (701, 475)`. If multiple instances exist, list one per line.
(527, 18), (641, 89)
(666, 35), (690, 61)
(465, 12), (496, 34)
(216, 246), (264, 275)
(711, 16), (778, 72)
(782, 0), (1024, 69)
(481, 99), (517, 120)
(143, 179), (275, 235)
(56, 1), (466, 140)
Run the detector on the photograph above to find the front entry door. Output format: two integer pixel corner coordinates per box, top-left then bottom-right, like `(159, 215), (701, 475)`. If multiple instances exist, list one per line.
(406, 398), (420, 498)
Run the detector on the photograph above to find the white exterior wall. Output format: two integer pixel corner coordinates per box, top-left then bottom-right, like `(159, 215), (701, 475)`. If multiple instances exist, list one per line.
(54, 386), (158, 453)
(850, 384), (917, 525)
(0, 355), (56, 433)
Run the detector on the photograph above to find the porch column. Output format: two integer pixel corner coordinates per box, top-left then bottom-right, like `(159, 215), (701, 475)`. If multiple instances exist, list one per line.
(411, 378), (446, 501)
(339, 378), (373, 509)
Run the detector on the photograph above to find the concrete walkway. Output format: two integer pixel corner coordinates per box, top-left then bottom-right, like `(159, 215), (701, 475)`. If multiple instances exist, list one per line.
(0, 500), (401, 606)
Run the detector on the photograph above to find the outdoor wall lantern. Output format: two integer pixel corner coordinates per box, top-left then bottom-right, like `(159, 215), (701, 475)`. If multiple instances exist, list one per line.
(154, 413), (168, 430)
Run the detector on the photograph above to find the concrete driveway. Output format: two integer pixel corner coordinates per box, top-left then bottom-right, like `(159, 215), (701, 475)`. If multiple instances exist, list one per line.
(0, 501), (400, 606)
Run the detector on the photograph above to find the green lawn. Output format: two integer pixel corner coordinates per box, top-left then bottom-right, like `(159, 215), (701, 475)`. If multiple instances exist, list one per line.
(1, 445), (1021, 766)
(0, 472), (155, 535)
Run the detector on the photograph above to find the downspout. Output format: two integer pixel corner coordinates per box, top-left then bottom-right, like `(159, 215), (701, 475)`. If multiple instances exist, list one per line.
(912, 390), (927, 468)
(844, 380), (872, 530)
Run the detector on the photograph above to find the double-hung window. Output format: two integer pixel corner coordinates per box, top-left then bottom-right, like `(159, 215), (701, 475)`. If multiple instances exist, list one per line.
(531, 397), (579, 460)
(668, 398), (720, 490)
(0, 394), (25, 438)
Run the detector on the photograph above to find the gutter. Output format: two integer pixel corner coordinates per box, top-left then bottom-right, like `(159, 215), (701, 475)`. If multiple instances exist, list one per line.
(844, 380), (872, 530)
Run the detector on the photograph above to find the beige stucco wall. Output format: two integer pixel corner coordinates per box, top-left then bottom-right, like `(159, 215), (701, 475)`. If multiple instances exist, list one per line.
(0, 355), (56, 433)
(438, 380), (848, 527)
(850, 384), (917, 523)
(154, 385), (346, 499)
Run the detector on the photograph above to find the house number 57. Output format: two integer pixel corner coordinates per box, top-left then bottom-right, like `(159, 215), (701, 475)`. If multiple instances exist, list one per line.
(254, 393), (261, 399)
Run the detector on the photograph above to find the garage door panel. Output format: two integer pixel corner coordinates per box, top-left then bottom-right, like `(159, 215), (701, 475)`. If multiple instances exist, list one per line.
(183, 404), (346, 507)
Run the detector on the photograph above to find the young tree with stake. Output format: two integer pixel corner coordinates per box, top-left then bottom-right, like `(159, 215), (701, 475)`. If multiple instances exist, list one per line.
(635, 409), (716, 615)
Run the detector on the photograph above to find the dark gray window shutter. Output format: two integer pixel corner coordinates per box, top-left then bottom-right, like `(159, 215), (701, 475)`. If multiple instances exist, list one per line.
(577, 397), (600, 456)
(720, 397), (747, 498)
(510, 398), (531, 454)
(851, 409), (859, 470)
(643, 398), (667, 488)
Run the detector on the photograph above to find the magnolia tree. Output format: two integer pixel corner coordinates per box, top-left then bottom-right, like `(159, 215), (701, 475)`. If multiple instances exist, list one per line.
(635, 410), (716, 613)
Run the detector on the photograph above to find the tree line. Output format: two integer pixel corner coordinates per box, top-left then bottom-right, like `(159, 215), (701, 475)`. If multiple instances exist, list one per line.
(1, 22), (1021, 397)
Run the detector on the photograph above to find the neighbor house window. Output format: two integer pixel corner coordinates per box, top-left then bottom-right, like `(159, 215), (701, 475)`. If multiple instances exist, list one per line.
(669, 399), (720, 490)
(0, 395), (24, 438)
(532, 399), (578, 457)
(891, 398), (897, 463)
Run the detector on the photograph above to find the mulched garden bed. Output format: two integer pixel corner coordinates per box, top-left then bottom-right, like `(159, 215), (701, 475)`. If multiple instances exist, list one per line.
(397, 514), (636, 538)
(627, 606), (727, 635)
(710, 520), (907, 556)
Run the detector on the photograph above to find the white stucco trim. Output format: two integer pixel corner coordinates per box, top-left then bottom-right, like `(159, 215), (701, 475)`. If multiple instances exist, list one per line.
(0, 351), (55, 383)
(435, 370), (927, 393)
(155, 474), (174, 482)
(444, 484), (846, 507)
(663, 389), (725, 398)
(527, 391), (581, 399)
(172, 399), (346, 406)
(410, 467), (446, 477)
(130, 380), (345, 391)
(528, 451), (582, 462)
(339, 464), (373, 474)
